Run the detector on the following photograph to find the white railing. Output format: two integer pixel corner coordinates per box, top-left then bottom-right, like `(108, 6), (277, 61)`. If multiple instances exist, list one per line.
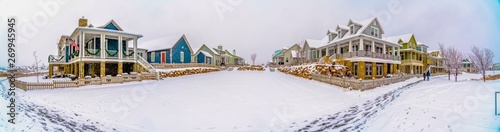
(137, 56), (156, 72)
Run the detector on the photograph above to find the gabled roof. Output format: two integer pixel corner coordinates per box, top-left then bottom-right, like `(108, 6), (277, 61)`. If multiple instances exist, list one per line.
(199, 51), (213, 58)
(383, 34), (414, 44)
(282, 44), (301, 54)
(305, 36), (328, 48)
(354, 17), (384, 35)
(327, 29), (337, 35)
(98, 19), (124, 31)
(336, 25), (349, 31)
(139, 34), (189, 52)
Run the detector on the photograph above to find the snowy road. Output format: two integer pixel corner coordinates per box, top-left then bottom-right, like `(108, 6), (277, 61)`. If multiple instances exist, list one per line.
(17, 71), (418, 131)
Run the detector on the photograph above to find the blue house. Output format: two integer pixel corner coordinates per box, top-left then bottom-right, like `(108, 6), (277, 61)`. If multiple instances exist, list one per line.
(140, 34), (193, 64)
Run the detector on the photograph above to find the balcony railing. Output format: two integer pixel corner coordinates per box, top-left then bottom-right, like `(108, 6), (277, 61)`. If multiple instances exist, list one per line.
(333, 51), (401, 61)
(48, 55), (65, 63)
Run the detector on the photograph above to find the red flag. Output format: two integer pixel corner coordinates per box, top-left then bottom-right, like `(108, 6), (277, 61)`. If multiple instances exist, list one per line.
(69, 39), (80, 50)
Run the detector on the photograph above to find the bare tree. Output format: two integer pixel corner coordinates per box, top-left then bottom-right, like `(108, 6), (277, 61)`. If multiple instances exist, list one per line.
(251, 53), (257, 65)
(33, 51), (42, 82)
(469, 46), (495, 82)
(447, 46), (463, 82)
(440, 43), (463, 82)
(439, 43), (452, 80)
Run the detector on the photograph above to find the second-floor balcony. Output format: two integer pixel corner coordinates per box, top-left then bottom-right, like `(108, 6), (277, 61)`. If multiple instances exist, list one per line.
(333, 50), (400, 61)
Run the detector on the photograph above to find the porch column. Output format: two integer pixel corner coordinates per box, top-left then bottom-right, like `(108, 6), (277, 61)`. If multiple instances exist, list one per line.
(337, 44), (340, 54)
(118, 36), (123, 60)
(133, 38), (138, 61)
(319, 49), (322, 57)
(358, 61), (365, 79)
(326, 47), (329, 56)
(372, 62), (376, 78)
(383, 63), (388, 77)
(100, 61), (105, 77)
(371, 41), (375, 52)
(101, 34), (106, 59)
(79, 61), (84, 79)
(48, 64), (53, 79)
(348, 41), (352, 52)
(79, 34), (83, 59)
(397, 47), (401, 60)
(118, 62), (123, 75)
(82, 32), (85, 57)
(383, 43), (386, 54)
(359, 38), (364, 50)
(392, 47), (395, 55)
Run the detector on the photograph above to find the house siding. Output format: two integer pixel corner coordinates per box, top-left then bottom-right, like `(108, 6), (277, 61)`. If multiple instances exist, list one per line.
(172, 38), (192, 63)
(147, 49), (170, 63)
(197, 53), (205, 63)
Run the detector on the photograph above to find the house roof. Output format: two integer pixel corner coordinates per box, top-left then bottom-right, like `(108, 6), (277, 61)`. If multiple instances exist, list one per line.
(323, 17), (391, 46)
(98, 19), (124, 31)
(138, 34), (184, 52)
(199, 51), (213, 58)
(305, 36), (328, 48)
(70, 27), (143, 39)
(383, 34), (413, 44)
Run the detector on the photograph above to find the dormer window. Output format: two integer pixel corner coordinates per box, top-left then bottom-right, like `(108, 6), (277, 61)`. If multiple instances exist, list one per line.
(350, 25), (354, 34)
(370, 26), (379, 37)
(338, 31), (342, 38)
(329, 33), (333, 41)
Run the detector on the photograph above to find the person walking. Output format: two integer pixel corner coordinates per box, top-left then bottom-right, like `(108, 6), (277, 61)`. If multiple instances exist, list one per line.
(423, 72), (426, 81)
(426, 70), (430, 81)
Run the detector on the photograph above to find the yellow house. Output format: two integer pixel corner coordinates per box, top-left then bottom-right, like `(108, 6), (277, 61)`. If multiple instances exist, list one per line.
(384, 34), (427, 75)
(428, 50), (446, 74)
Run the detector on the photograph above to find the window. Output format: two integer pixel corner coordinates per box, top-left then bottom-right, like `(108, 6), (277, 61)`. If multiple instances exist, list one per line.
(338, 31), (341, 38)
(350, 25), (354, 34)
(180, 51), (184, 63)
(353, 63), (358, 76)
(377, 64), (383, 76)
(151, 52), (155, 62)
(329, 34), (333, 41)
(312, 50), (317, 59)
(366, 63), (372, 77)
(370, 27), (379, 37)
(286, 57), (289, 62)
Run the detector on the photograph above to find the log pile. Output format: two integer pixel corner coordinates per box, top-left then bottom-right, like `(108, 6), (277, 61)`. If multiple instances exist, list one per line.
(159, 68), (220, 78)
(278, 64), (347, 79)
(485, 74), (500, 80)
(237, 66), (265, 71)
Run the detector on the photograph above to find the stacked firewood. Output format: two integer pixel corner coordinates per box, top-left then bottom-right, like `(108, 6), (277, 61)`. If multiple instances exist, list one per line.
(237, 66), (265, 71)
(278, 64), (347, 79)
(159, 68), (220, 78)
(485, 74), (500, 80)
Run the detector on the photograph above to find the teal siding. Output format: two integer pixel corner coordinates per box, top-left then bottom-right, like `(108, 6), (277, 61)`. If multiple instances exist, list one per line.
(171, 37), (191, 63)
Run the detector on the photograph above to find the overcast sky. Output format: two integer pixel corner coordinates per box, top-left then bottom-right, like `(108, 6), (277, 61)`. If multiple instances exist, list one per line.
(0, 0), (499, 66)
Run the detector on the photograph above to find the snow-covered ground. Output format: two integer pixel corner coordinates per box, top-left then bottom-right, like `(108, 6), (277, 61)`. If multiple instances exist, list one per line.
(16, 75), (70, 82)
(364, 73), (500, 131)
(5, 70), (418, 131)
(156, 67), (218, 72)
(1, 71), (499, 131)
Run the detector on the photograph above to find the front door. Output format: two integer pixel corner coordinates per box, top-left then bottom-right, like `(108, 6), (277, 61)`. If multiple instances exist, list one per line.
(161, 52), (166, 63)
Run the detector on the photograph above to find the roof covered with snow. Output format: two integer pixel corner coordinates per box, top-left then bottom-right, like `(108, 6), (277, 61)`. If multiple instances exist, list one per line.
(199, 51), (213, 58)
(138, 34), (183, 52)
(383, 34), (413, 44)
(305, 36), (328, 48)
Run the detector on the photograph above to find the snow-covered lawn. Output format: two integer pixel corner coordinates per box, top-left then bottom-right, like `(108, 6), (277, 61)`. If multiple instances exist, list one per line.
(12, 70), (417, 131)
(364, 73), (500, 131)
(2, 71), (498, 131)
(16, 75), (70, 82)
